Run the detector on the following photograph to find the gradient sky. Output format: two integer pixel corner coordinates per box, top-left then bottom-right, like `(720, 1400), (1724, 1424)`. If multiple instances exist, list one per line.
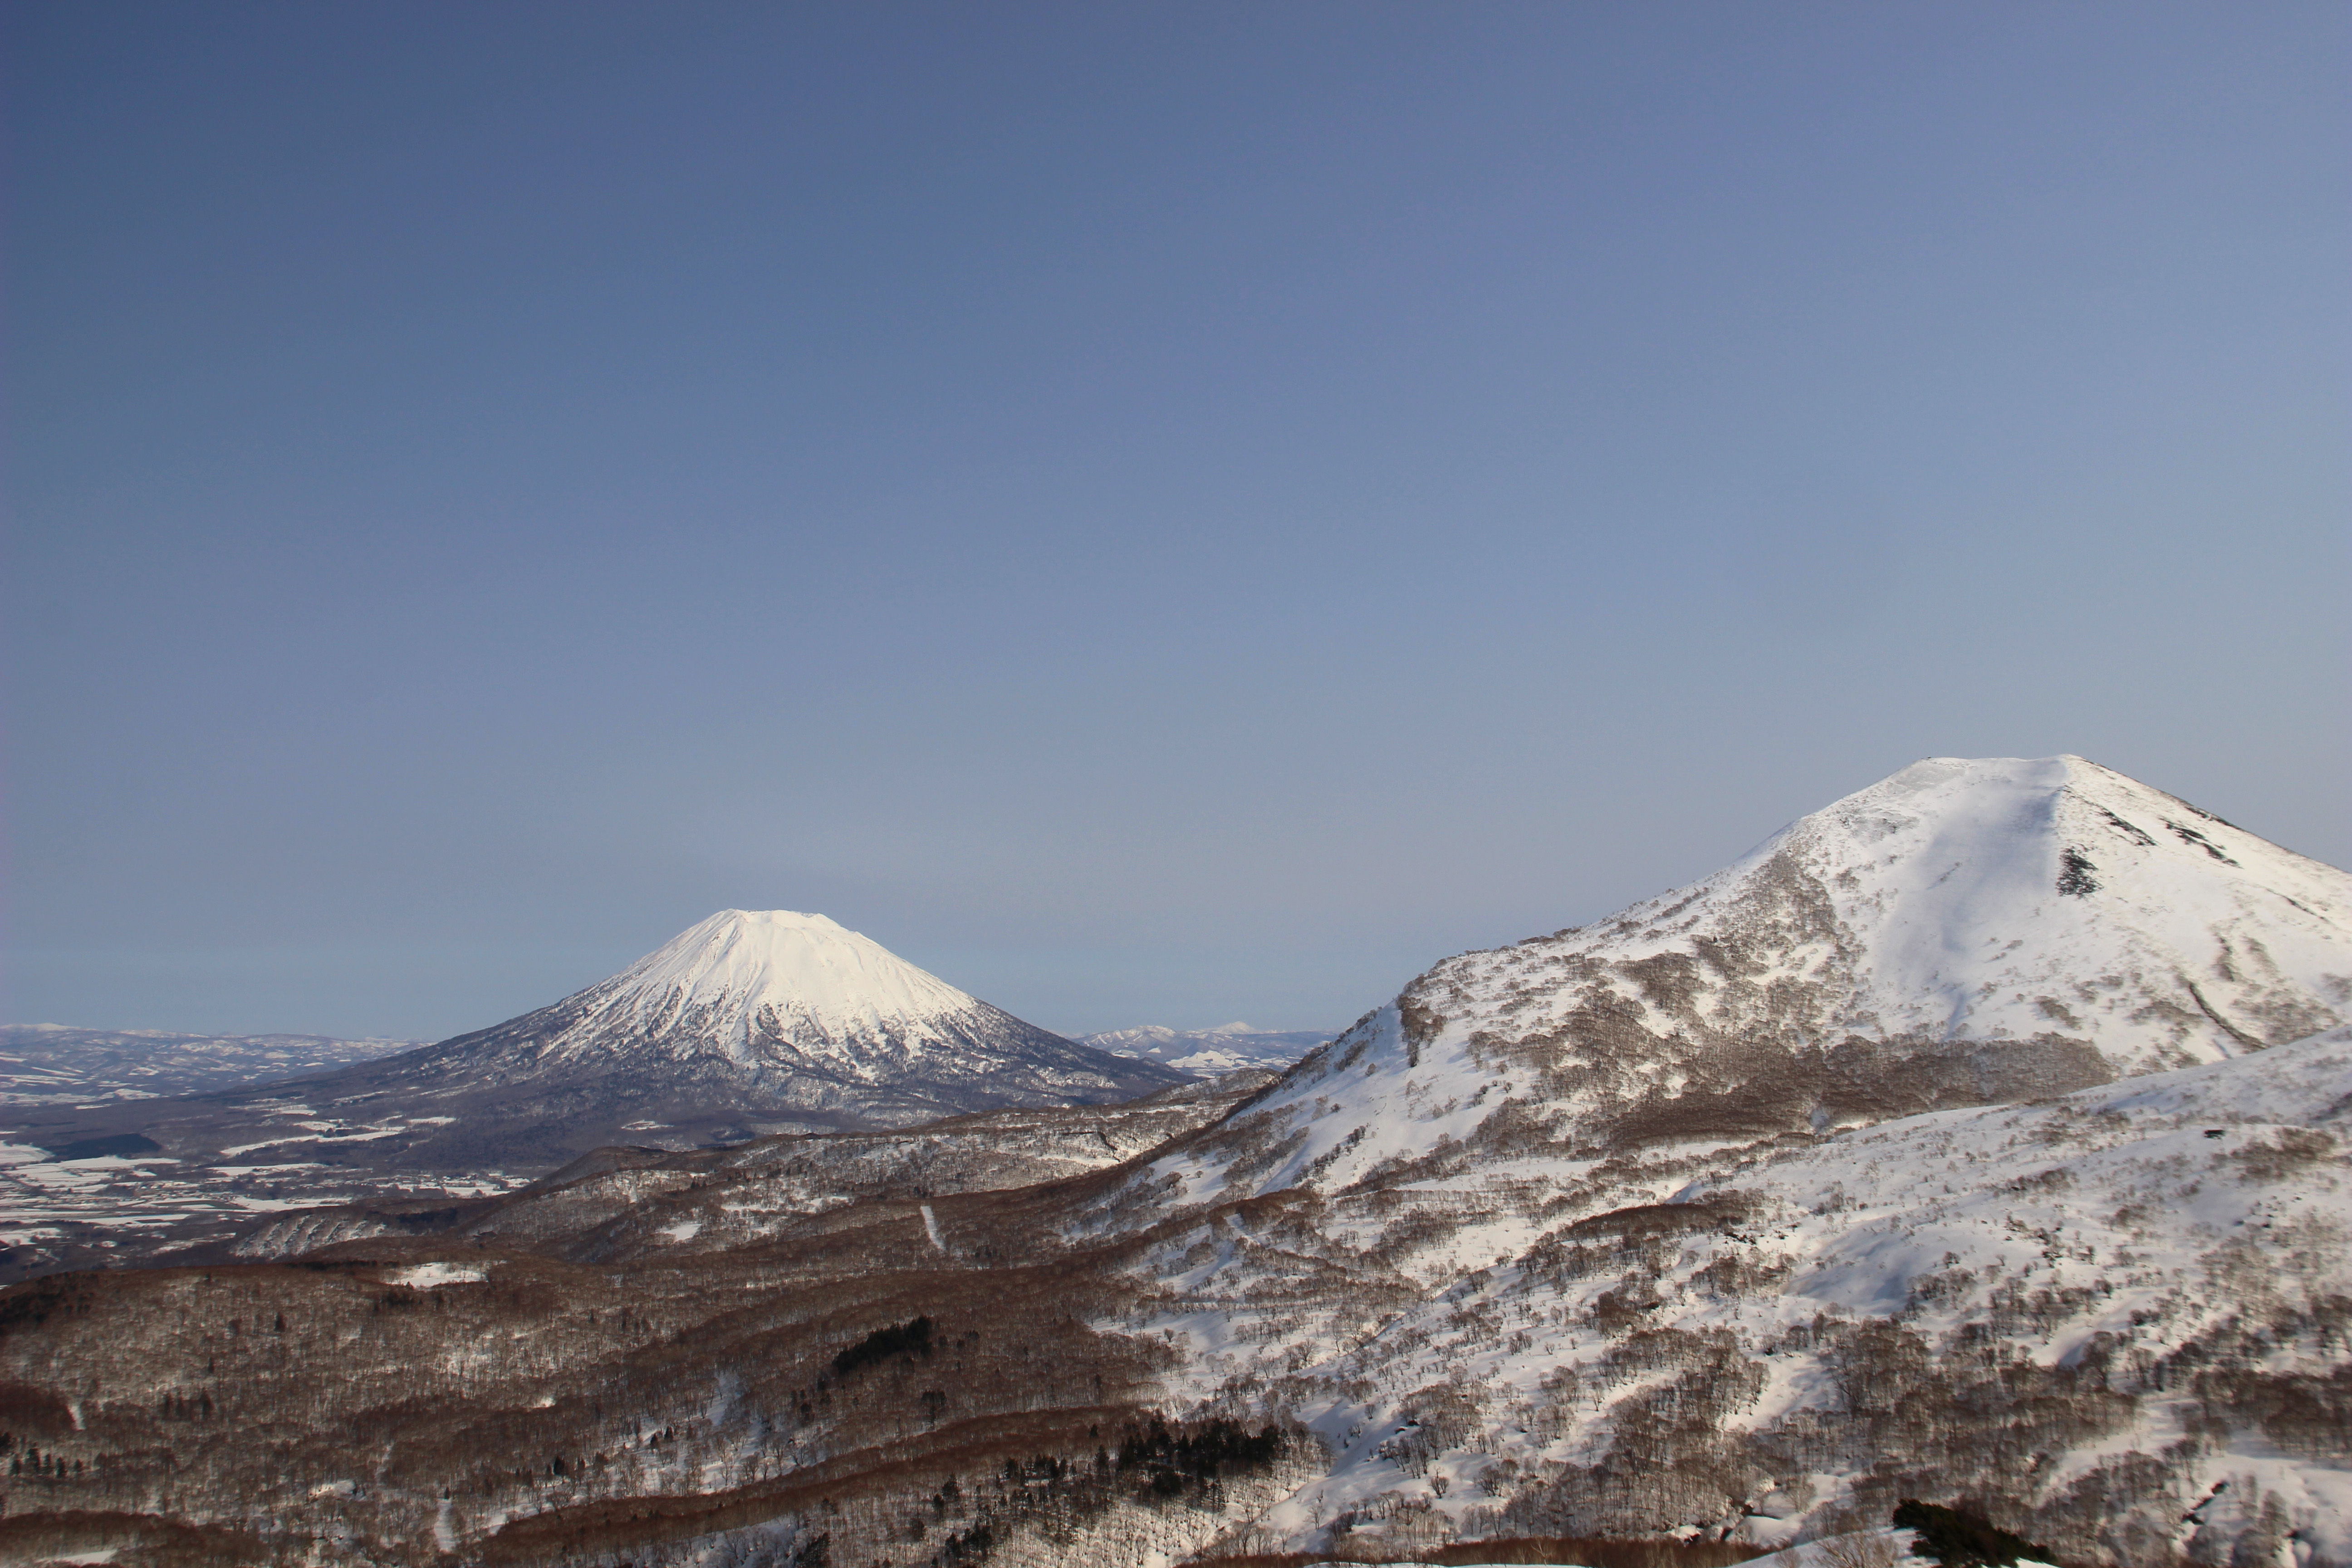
(7, 2), (2346, 1042)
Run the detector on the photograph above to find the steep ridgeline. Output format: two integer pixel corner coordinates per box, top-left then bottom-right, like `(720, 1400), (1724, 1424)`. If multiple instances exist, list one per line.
(1131, 755), (2349, 1211)
(4, 911), (1185, 1199)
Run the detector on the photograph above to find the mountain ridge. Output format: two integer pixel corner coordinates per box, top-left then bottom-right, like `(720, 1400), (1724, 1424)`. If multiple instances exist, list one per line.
(1118, 754), (2351, 1215)
(1033, 755), (2352, 1560)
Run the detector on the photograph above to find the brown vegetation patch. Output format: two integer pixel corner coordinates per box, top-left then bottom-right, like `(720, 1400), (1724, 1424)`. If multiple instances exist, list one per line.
(1183, 1535), (1768, 1567)
(0, 1510), (270, 1568)
(477, 1406), (1143, 1564)
(2226, 1127), (2339, 1183)
(1559, 1196), (1754, 1244)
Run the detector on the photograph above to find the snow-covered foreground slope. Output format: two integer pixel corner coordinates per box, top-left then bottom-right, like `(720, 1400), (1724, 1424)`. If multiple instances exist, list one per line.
(1045, 758), (2352, 1563)
(1101, 1029), (2352, 1564)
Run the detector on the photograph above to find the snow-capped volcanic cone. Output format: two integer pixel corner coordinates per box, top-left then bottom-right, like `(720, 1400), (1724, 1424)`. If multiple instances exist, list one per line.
(14, 911), (1184, 1180)
(1132, 755), (2352, 1206)
(429, 909), (1173, 1111)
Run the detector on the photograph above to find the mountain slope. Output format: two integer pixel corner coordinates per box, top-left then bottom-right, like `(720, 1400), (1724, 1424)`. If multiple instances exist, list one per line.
(413, 910), (1179, 1117)
(225, 1074), (1264, 1267)
(1127, 755), (2351, 1211)
(1049, 756), (2352, 1559)
(1116, 1028), (2352, 1564)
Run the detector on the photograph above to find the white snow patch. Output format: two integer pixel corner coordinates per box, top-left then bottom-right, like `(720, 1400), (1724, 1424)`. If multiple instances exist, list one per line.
(1744, 1530), (1936, 1568)
(382, 1262), (486, 1289)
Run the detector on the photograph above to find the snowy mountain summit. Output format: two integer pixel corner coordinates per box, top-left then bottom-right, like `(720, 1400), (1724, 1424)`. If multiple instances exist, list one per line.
(415, 909), (1187, 1127)
(483, 910), (1039, 1073)
(1692, 753), (2349, 1068)
(1152, 755), (2352, 1202)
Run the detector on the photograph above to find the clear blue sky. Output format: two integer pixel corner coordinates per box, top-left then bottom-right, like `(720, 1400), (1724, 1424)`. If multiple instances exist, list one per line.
(7, 2), (2346, 1041)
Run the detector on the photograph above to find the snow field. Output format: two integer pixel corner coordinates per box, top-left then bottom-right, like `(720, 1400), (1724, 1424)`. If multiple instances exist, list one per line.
(1098, 1029), (2351, 1557)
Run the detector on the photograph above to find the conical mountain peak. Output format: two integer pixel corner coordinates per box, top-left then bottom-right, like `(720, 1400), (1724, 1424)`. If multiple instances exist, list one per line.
(259, 910), (1201, 1159)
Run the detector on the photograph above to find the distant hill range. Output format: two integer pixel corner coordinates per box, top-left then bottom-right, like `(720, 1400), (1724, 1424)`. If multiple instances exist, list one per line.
(0, 1025), (419, 1105)
(1077, 1022), (1333, 1076)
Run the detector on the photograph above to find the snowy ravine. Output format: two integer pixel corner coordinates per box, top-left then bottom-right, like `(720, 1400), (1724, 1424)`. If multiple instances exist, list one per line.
(1068, 757), (2352, 1563)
